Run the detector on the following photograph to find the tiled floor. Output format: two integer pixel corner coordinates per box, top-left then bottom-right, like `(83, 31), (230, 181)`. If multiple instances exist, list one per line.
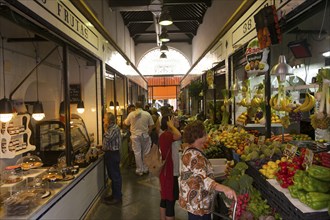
(85, 167), (188, 220)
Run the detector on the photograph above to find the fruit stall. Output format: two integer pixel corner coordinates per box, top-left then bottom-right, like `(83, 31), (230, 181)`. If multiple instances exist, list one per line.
(204, 121), (330, 220)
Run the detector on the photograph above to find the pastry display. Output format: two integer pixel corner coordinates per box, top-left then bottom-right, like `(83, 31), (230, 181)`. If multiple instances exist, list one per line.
(16, 154), (43, 170)
(29, 188), (51, 199)
(42, 172), (63, 182)
(42, 167), (63, 182)
(62, 174), (74, 181)
(4, 190), (38, 216)
(2, 165), (23, 184)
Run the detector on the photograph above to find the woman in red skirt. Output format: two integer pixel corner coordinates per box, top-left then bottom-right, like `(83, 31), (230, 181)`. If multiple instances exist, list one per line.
(159, 115), (182, 220)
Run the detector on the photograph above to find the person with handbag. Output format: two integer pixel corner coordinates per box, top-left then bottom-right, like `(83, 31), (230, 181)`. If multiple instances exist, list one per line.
(179, 120), (237, 220)
(159, 115), (182, 220)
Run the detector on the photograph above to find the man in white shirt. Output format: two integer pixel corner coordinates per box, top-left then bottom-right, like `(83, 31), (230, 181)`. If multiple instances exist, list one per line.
(124, 101), (154, 176)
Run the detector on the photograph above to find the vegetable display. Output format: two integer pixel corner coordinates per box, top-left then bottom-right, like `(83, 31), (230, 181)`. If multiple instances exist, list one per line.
(288, 168), (330, 210)
(221, 162), (279, 219)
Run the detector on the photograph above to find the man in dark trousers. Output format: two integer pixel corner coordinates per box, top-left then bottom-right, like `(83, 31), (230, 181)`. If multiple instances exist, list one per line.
(101, 112), (122, 205)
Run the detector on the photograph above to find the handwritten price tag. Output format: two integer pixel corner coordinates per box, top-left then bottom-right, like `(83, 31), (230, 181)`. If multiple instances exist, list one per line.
(283, 144), (298, 159)
(258, 136), (265, 144)
(303, 149), (314, 170)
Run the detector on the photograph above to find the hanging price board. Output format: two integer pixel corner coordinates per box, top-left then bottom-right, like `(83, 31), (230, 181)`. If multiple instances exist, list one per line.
(244, 38), (269, 77)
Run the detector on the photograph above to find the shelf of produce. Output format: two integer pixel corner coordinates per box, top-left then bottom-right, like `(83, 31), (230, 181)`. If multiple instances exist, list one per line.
(246, 162), (329, 220)
(245, 123), (282, 128)
(244, 123), (283, 128)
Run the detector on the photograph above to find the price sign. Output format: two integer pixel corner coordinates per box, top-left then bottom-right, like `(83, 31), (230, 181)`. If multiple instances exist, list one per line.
(258, 135), (266, 144)
(303, 148), (314, 170)
(249, 134), (256, 143)
(283, 144), (298, 159)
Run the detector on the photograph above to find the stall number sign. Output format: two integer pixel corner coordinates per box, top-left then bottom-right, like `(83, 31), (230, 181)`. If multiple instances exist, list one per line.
(70, 84), (81, 103)
(232, 0), (269, 46)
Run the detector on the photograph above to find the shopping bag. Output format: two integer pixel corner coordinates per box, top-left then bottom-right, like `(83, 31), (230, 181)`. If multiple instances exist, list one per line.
(144, 143), (165, 177)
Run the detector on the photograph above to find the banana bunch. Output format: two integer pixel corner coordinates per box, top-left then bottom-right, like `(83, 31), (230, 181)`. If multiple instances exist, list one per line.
(237, 112), (248, 124)
(293, 93), (316, 113)
(270, 94), (295, 112)
(238, 97), (250, 107)
(251, 96), (263, 107)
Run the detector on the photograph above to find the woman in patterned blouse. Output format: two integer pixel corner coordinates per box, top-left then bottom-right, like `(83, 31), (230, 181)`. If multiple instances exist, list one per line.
(179, 120), (236, 220)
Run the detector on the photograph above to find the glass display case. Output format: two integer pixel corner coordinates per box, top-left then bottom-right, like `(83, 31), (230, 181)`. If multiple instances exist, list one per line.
(35, 114), (91, 166)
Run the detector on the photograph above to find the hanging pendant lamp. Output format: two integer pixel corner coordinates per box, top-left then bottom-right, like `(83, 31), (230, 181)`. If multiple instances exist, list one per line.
(32, 53), (45, 121)
(32, 101), (45, 121)
(159, 28), (170, 42)
(270, 55), (293, 82)
(74, 56), (85, 114)
(109, 101), (114, 110)
(160, 52), (167, 59)
(77, 100), (85, 114)
(0, 36), (14, 123)
(160, 44), (169, 53)
(159, 8), (173, 26)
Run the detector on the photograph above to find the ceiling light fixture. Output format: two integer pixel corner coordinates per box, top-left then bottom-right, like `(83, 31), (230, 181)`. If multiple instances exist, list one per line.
(32, 101), (45, 121)
(32, 51), (45, 121)
(77, 100), (85, 114)
(159, 7), (173, 26)
(322, 51), (330, 57)
(0, 36), (14, 123)
(160, 52), (167, 59)
(159, 28), (170, 42)
(270, 55), (293, 82)
(160, 44), (169, 53)
(109, 101), (114, 110)
(74, 56), (85, 114)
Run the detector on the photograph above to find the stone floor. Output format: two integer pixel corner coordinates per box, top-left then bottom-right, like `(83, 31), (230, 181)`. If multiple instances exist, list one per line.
(85, 166), (188, 220)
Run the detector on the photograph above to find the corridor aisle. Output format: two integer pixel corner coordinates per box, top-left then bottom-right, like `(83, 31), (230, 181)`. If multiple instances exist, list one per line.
(86, 167), (187, 220)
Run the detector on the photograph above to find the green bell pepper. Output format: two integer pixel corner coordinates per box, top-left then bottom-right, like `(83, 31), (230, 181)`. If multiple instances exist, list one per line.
(298, 193), (307, 204)
(293, 170), (305, 189)
(304, 192), (330, 210)
(302, 174), (330, 193)
(305, 201), (328, 210)
(307, 165), (330, 182)
(288, 185), (306, 198)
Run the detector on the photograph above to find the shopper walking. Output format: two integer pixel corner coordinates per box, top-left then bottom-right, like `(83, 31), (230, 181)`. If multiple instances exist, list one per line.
(159, 115), (182, 220)
(124, 101), (154, 176)
(179, 120), (237, 220)
(101, 112), (122, 205)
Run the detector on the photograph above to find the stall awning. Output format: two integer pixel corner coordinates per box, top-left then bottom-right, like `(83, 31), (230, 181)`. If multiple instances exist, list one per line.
(149, 86), (177, 100)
